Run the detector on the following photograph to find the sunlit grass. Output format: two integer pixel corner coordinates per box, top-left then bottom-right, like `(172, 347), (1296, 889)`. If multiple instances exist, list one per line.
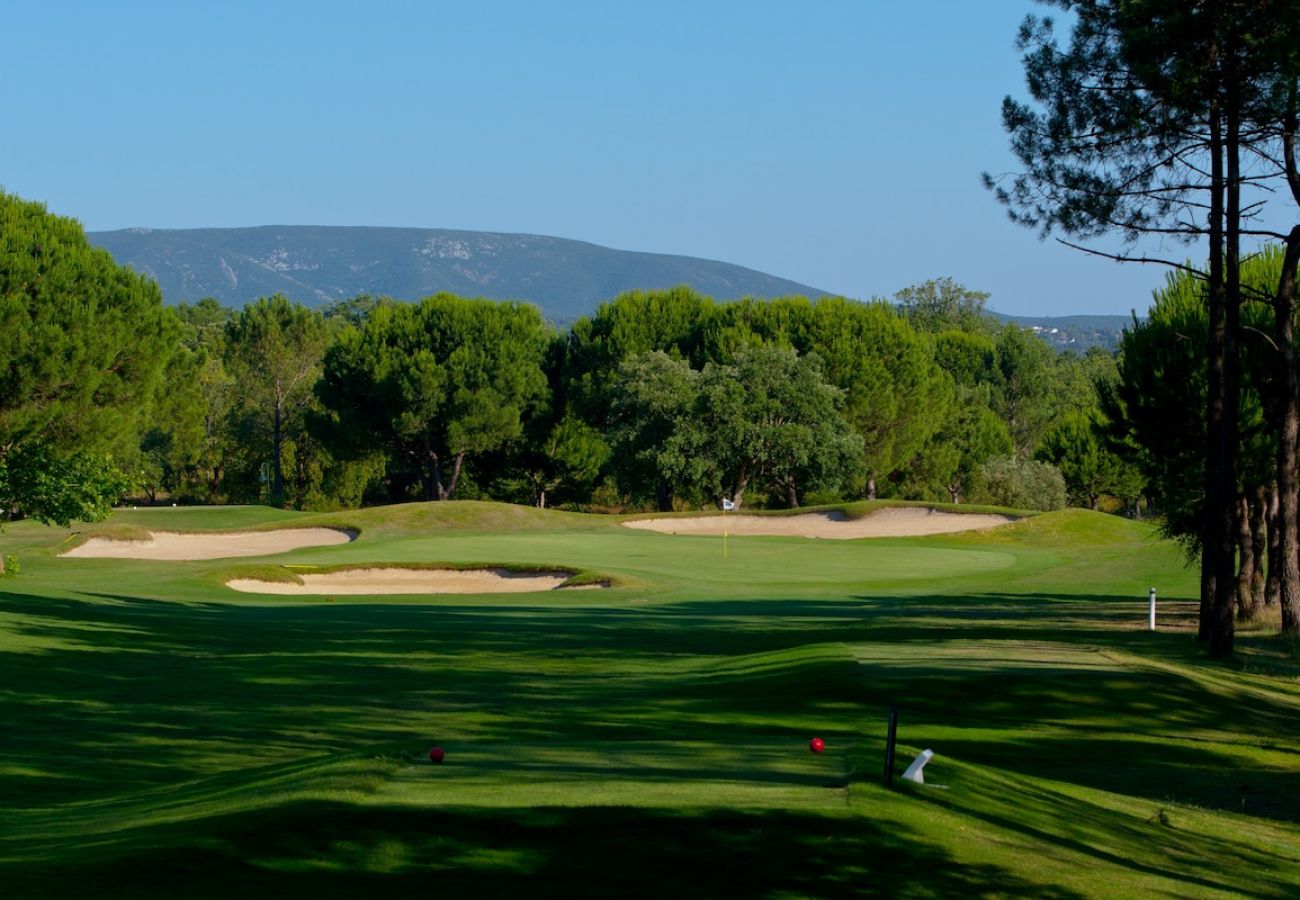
(1, 501), (1296, 898)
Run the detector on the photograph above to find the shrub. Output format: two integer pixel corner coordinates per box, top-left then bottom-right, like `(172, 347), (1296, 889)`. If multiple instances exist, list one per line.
(973, 456), (1067, 511)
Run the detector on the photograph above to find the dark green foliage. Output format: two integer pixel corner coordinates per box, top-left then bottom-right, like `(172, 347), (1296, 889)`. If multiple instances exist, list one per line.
(606, 352), (700, 510)
(933, 330), (997, 388)
(707, 297), (952, 495)
(691, 344), (863, 508)
(0, 192), (175, 522)
(992, 324), (1058, 458)
(224, 296), (331, 507)
(565, 287), (715, 417)
(0, 442), (130, 526)
(607, 345), (861, 509)
(988, 0), (1222, 242)
(0, 192), (175, 456)
(317, 294), (551, 501)
(1036, 414), (1143, 510)
(1107, 256), (1280, 547)
(904, 403), (1013, 504)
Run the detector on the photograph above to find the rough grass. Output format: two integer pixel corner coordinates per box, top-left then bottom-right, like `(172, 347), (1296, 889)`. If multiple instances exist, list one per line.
(1, 501), (1297, 898)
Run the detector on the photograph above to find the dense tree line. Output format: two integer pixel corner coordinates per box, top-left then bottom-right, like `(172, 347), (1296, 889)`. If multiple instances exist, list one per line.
(2, 188), (1134, 530)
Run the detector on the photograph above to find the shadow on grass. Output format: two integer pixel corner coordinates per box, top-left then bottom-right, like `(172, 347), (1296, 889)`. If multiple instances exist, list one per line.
(1, 581), (1298, 895)
(4, 802), (1085, 900)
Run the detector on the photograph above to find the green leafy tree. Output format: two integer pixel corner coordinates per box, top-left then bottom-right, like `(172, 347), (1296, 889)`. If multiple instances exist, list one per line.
(519, 415), (610, 509)
(224, 296), (330, 507)
(905, 402), (1013, 504)
(1106, 259), (1277, 551)
(606, 351), (700, 511)
(1036, 413), (1142, 510)
(0, 442), (131, 527)
(0, 191), (175, 530)
(933, 330), (997, 388)
(992, 325), (1057, 458)
(895, 277), (996, 336)
(170, 300), (236, 499)
(565, 286), (715, 420)
(692, 344), (862, 508)
(318, 294), (550, 501)
(708, 297), (951, 498)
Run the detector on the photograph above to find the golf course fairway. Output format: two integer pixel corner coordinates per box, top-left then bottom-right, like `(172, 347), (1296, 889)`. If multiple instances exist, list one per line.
(2, 500), (1298, 898)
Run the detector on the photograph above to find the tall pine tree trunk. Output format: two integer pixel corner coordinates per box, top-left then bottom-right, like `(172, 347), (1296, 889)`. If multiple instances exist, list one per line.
(1209, 71), (1242, 658)
(1277, 86), (1300, 636)
(1200, 93), (1226, 645)
(1276, 233), (1300, 634)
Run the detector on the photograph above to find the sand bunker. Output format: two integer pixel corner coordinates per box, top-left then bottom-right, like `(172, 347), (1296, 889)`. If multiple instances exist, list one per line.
(63, 528), (355, 560)
(623, 507), (1013, 539)
(227, 567), (583, 595)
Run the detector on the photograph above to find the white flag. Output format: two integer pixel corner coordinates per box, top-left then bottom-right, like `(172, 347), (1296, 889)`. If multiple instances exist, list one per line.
(721, 498), (735, 510)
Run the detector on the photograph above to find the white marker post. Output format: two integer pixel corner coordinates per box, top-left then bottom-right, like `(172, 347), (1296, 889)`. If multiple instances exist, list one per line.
(1148, 587), (1157, 631)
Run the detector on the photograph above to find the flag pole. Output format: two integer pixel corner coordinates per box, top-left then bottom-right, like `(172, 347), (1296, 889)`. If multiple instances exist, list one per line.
(722, 497), (733, 559)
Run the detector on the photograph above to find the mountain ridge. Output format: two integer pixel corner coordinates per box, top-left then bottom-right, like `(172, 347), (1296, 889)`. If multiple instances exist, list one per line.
(87, 224), (833, 322)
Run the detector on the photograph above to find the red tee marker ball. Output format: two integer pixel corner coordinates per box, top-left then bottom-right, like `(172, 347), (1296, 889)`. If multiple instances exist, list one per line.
(428, 746), (445, 764)
(809, 737), (826, 754)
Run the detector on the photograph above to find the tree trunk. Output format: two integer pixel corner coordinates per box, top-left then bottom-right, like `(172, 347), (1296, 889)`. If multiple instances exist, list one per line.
(1209, 72), (1241, 659)
(272, 401), (285, 508)
(1266, 481), (1281, 608)
(1276, 86), (1300, 635)
(732, 469), (749, 510)
(1251, 484), (1267, 611)
(948, 484), (961, 504)
(1268, 222), (1300, 632)
(1236, 494), (1257, 622)
(867, 475), (877, 500)
(1089, 493), (1099, 511)
(785, 478), (799, 509)
(1276, 233), (1300, 633)
(1200, 89), (1226, 645)
(655, 479), (673, 513)
(446, 452), (465, 499)
(537, 489), (546, 509)
(425, 443), (442, 501)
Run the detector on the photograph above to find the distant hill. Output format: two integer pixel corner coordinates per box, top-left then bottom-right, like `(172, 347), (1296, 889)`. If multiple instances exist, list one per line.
(87, 225), (831, 321)
(994, 312), (1138, 353)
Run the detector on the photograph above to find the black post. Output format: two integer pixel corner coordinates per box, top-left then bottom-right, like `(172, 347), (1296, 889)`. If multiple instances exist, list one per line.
(883, 704), (899, 787)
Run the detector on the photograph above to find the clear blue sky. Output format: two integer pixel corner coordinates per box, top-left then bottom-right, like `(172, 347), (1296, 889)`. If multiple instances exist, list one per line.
(2, 0), (1182, 316)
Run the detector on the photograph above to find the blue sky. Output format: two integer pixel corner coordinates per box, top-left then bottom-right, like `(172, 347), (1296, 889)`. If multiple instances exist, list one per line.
(1, 1), (1185, 315)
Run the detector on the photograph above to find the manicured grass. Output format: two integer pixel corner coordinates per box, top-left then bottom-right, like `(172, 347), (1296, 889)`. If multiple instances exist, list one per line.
(1, 502), (1297, 898)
